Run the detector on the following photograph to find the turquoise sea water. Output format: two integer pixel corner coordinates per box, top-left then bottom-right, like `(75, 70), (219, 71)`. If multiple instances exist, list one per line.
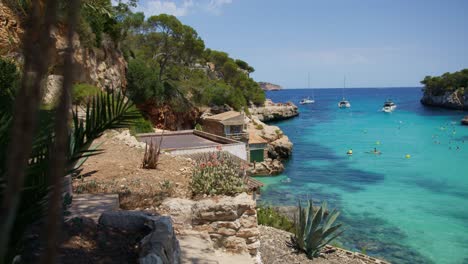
(257, 88), (468, 264)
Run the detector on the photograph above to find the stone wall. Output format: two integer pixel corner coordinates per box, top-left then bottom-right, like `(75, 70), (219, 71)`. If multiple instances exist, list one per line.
(160, 193), (260, 257)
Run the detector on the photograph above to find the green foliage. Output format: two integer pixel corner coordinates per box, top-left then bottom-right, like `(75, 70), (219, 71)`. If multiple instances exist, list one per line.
(194, 123), (203, 131)
(126, 58), (164, 104)
(287, 200), (344, 259)
(421, 69), (468, 96)
(0, 89), (138, 262)
(191, 151), (245, 196)
(72, 83), (102, 105)
(129, 115), (154, 135)
(257, 206), (296, 233)
(0, 58), (19, 113)
(255, 124), (264, 130)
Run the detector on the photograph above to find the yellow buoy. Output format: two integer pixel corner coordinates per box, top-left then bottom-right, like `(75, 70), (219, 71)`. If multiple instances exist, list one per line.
(405, 154), (411, 159)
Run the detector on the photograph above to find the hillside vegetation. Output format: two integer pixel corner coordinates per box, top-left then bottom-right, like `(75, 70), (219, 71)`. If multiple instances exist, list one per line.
(421, 69), (468, 96)
(3, 0), (265, 128)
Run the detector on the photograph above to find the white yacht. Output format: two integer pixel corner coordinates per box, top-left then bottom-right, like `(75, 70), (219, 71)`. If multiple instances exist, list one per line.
(338, 76), (351, 108)
(338, 99), (351, 108)
(300, 97), (315, 105)
(382, 100), (396, 112)
(300, 73), (316, 105)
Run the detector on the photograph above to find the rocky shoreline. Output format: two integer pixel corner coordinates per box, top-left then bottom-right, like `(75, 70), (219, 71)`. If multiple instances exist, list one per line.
(247, 99), (298, 175)
(462, 116), (468, 125)
(249, 99), (299, 122)
(420, 88), (468, 110)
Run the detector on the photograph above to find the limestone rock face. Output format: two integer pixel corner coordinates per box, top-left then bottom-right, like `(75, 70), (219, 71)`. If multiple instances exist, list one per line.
(420, 88), (467, 110)
(269, 135), (293, 160)
(249, 158), (284, 175)
(0, 3), (127, 102)
(249, 99), (298, 122)
(43, 75), (63, 105)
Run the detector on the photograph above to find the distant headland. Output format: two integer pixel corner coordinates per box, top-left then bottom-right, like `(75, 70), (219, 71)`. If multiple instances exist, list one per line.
(258, 82), (282, 91)
(420, 69), (468, 110)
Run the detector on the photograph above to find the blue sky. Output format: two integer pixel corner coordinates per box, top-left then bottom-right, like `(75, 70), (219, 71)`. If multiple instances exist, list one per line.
(132, 0), (468, 88)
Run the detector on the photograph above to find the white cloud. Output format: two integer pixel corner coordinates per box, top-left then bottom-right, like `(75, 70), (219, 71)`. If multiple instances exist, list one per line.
(136, 0), (194, 17)
(205, 0), (232, 15)
(130, 0), (232, 17)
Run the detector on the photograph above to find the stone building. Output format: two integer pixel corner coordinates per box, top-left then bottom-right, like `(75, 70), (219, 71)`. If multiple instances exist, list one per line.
(248, 132), (267, 163)
(201, 111), (248, 142)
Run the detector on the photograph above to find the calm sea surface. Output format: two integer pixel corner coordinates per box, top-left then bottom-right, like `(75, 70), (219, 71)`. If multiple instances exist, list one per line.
(258, 88), (468, 264)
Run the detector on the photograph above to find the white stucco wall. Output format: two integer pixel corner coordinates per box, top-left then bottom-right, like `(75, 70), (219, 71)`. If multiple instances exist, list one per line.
(168, 143), (247, 161)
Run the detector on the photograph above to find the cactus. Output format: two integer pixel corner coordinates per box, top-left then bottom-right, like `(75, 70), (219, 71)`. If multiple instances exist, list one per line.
(287, 200), (344, 259)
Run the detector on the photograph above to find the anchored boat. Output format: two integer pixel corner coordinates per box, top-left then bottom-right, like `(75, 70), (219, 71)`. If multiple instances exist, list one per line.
(382, 100), (397, 113)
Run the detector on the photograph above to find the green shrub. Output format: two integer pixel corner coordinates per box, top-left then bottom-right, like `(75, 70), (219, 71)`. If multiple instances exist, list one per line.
(257, 206), (295, 233)
(191, 151), (245, 196)
(72, 83), (102, 105)
(0, 58), (19, 113)
(255, 124), (264, 130)
(194, 123), (203, 131)
(129, 116), (154, 135)
(287, 200), (344, 259)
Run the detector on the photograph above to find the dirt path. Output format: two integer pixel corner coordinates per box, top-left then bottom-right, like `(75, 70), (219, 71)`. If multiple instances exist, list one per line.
(73, 130), (193, 210)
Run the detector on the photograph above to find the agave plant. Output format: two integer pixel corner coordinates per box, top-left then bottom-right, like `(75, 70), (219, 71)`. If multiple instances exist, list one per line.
(287, 200), (344, 259)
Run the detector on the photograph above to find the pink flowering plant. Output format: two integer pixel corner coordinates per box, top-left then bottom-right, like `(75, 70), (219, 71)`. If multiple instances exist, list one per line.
(191, 151), (246, 196)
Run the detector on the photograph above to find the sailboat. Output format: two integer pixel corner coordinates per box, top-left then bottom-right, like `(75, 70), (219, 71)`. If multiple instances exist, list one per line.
(338, 76), (351, 108)
(300, 73), (315, 105)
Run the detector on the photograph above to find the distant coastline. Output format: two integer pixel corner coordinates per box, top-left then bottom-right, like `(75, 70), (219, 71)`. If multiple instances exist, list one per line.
(259, 82), (282, 91)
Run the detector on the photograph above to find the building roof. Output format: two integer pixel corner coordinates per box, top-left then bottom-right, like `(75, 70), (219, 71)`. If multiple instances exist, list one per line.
(248, 132), (268, 144)
(206, 111), (242, 121)
(205, 111), (245, 126)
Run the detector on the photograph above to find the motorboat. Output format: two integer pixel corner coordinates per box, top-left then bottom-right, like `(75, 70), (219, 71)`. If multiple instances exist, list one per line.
(300, 97), (315, 105)
(382, 100), (396, 112)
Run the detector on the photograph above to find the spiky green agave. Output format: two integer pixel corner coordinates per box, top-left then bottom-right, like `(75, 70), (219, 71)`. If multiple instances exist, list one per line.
(287, 200), (344, 259)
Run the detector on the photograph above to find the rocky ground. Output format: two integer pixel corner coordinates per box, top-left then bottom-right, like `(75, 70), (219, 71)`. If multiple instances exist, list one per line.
(73, 129), (193, 210)
(249, 99), (298, 122)
(246, 114), (292, 175)
(420, 88), (467, 110)
(259, 225), (389, 264)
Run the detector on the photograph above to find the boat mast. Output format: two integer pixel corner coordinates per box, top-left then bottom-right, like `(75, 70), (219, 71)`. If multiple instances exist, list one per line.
(342, 76), (346, 100)
(308, 72), (314, 99)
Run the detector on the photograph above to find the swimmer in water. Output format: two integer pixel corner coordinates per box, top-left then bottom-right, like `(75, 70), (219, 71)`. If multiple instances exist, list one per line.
(347, 149), (353, 155)
(372, 148), (381, 155)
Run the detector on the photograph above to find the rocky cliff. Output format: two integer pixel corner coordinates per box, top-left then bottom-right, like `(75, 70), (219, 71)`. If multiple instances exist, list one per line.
(249, 99), (298, 122)
(420, 88), (468, 110)
(0, 3), (127, 101)
(247, 115), (292, 175)
(258, 82), (282, 91)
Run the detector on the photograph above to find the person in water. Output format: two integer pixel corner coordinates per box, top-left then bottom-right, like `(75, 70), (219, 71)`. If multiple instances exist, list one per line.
(373, 148), (381, 155)
(347, 149), (353, 155)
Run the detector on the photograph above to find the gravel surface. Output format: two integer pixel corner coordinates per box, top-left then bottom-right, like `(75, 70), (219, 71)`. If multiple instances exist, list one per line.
(73, 129), (193, 210)
(259, 225), (388, 264)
